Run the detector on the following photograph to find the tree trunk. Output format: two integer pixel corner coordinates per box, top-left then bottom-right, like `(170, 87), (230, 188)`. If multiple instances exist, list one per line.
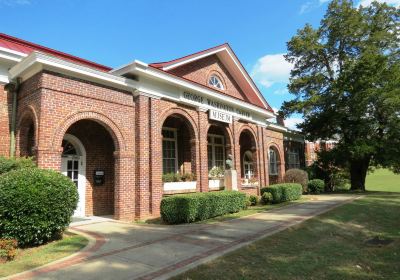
(349, 158), (370, 191)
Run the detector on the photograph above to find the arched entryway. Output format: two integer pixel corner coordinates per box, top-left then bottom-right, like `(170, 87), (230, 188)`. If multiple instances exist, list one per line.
(17, 110), (37, 158)
(161, 113), (197, 191)
(207, 124), (232, 189)
(239, 129), (258, 186)
(61, 119), (116, 217)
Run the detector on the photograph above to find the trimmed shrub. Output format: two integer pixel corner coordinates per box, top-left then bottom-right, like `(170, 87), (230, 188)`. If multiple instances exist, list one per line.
(0, 239), (18, 262)
(0, 156), (35, 176)
(261, 192), (273, 205)
(308, 179), (325, 194)
(249, 195), (259, 206)
(0, 168), (78, 246)
(160, 191), (247, 224)
(261, 183), (302, 203)
(284, 169), (309, 193)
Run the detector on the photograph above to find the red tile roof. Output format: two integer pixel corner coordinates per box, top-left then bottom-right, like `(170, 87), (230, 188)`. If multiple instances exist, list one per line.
(0, 33), (112, 72)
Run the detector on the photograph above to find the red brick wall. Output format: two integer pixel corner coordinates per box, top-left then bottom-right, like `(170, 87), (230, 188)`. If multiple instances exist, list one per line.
(169, 55), (249, 102)
(12, 70), (287, 220)
(0, 84), (11, 157)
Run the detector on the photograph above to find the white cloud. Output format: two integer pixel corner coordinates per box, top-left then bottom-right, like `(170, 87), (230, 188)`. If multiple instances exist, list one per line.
(300, 1), (313, 14)
(319, 0), (330, 3)
(273, 88), (289, 95)
(357, 0), (400, 7)
(284, 117), (304, 131)
(251, 53), (293, 88)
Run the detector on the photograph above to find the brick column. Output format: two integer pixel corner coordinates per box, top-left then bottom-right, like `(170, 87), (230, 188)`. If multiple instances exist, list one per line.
(0, 84), (11, 157)
(263, 128), (270, 186)
(233, 118), (242, 185)
(149, 97), (162, 215)
(135, 95), (151, 218)
(257, 126), (265, 189)
(197, 108), (208, 192)
(36, 147), (62, 170)
(114, 151), (135, 220)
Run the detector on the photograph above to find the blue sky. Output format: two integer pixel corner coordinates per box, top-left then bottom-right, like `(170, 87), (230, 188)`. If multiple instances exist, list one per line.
(1, 0), (397, 128)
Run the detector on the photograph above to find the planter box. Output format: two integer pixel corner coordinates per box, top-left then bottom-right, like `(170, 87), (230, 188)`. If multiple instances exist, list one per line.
(208, 179), (224, 189)
(163, 181), (197, 191)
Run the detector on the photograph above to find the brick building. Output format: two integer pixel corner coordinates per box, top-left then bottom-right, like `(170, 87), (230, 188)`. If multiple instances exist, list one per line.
(0, 33), (302, 220)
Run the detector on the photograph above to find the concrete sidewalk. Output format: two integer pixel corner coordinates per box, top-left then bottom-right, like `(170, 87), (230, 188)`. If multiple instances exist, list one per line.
(7, 194), (359, 280)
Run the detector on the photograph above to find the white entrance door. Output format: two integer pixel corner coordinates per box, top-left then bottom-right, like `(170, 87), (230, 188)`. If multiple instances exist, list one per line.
(61, 155), (85, 217)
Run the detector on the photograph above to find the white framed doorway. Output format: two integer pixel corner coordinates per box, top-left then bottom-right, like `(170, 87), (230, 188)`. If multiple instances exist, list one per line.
(61, 134), (86, 217)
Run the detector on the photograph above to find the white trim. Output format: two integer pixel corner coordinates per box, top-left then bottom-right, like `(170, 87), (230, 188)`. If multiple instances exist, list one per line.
(9, 51), (138, 91)
(207, 134), (225, 172)
(0, 75), (9, 84)
(132, 62), (275, 118)
(268, 123), (288, 132)
(163, 181), (197, 191)
(0, 46), (27, 63)
(61, 134), (86, 217)
(162, 49), (222, 71)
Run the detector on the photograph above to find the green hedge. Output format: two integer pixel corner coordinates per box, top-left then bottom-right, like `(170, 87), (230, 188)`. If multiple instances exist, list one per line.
(260, 183), (302, 203)
(0, 156), (35, 176)
(0, 168), (78, 246)
(308, 179), (325, 194)
(161, 191), (247, 224)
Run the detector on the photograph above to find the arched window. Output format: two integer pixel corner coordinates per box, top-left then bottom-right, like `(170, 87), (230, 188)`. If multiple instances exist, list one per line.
(269, 148), (278, 175)
(208, 75), (224, 90)
(62, 139), (78, 156)
(243, 151), (254, 179)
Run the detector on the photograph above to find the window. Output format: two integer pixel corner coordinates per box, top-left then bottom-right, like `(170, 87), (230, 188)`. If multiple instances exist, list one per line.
(207, 134), (225, 171)
(243, 151), (254, 179)
(287, 148), (300, 169)
(208, 75), (224, 90)
(162, 128), (178, 174)
(269, 148), (278, 175)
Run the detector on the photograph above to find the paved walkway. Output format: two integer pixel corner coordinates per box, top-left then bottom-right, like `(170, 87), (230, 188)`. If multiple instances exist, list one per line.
(7, 195), (359, 280)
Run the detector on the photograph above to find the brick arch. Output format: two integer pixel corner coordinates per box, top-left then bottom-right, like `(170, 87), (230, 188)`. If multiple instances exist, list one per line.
(52, 111), (125, 152)
(206, 123), (233, 147)
(16, 106), (39, 157)
(159, 107), (198, 140)
(267, 142), (284, 163)
(237, 125), (258, 146)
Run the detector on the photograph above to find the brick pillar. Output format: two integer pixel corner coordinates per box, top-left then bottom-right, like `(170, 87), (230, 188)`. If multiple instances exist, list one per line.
(263, 129), (270, 187)
(233, 118), (242, 186)
(0, 84), (11, 157)
(197, 109), (208, 192)
(135, 95), (151, 218)
(149, 97), (162, 215)
(36, 147), (62, 170)
(114, 151), (135, 220)
(257, 126), (265, 189)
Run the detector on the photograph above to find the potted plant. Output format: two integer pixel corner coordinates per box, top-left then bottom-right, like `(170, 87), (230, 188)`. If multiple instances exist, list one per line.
(162, 172), (197, 191)
(208, 166), (225, 189)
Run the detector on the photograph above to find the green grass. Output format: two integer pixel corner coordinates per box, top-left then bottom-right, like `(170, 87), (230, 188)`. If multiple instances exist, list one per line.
(174, 193), (400, 280)
(366, 168), (400, 192)
(0, 231), (88, 278)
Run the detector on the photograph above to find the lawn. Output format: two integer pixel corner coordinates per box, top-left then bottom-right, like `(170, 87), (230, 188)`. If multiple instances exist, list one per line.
(366, 168), (400, 192)
(0, 231), (88, 278)
(174, 193), (400, 280)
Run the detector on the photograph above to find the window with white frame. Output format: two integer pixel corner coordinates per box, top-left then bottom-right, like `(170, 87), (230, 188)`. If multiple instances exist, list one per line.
(287, 148), (300, 169)
(207, 134), (225, 171)
(208, 75), (224, 90)
(243, 151), (254, 179)
(162, 128), (178, 174)
(269, 148), (278, 175)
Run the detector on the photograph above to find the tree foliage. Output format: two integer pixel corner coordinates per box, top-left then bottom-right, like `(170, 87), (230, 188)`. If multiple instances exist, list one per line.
(282, 0), (400, 190)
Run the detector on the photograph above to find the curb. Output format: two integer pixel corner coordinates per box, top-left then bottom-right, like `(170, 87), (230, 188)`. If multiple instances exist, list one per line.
(3, 227), (106, 280)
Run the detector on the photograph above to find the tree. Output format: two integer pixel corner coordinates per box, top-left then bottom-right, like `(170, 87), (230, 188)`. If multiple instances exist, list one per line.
(281, 0), (400, 190)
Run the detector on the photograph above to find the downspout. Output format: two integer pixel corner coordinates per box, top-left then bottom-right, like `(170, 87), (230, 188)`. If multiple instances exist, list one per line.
(6, 78), (21, 158)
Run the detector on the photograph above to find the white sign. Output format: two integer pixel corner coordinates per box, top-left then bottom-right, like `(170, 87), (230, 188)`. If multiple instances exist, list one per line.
(209, 110), (232, 124)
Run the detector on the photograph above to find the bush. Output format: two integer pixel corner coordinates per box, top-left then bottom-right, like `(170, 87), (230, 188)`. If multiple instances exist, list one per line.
(249, 195), (259, 206)
(261, 192), (273, 204)
(308, 179), (325, 194)
(261, 183), (302, 203)
(0, 239), (18, 262)
(0, 168), (78, 246)
(0, 156), (35, 176)
(284, 169), (309, 193)
(160, 191), (247, 224)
